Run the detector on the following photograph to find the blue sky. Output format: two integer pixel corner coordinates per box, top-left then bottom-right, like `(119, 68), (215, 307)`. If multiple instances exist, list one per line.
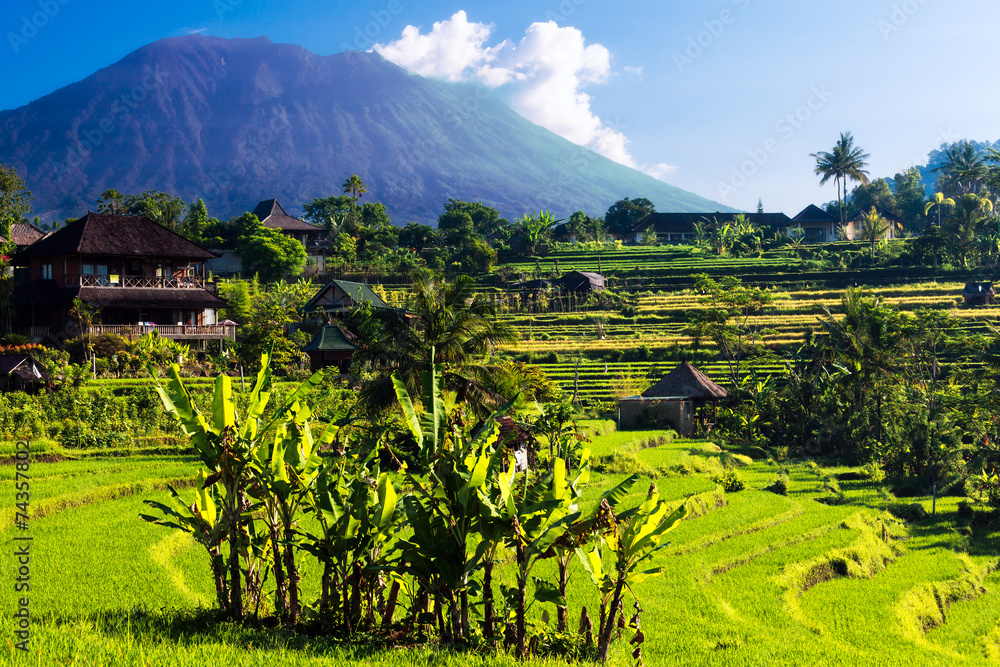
(2, 0), (998, 214)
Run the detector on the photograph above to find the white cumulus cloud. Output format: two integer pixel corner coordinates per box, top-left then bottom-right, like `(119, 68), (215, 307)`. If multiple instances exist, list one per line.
(373, 11), (676, 181)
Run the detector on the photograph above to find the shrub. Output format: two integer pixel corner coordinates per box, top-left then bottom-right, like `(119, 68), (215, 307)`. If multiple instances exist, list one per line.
(717, 470), (745, 492)
(765, 475), (789, 495)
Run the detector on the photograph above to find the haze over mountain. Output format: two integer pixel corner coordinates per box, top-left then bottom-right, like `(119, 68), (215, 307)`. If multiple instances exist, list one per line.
(0, 35), (731, 225)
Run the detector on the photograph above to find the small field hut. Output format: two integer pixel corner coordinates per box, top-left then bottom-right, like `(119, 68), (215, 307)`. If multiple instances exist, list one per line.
(618, 362), (728, 436)
(0, 354), (49, 393)
(963, 282), (995, 306)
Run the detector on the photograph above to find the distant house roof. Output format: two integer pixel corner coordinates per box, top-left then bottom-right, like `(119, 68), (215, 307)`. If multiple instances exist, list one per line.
(9, 223), (47, 248)
(560, 271), (605, 292)
(251, 199), (323, 233)
(633, 212), (792, 235)
(792, 205), (838, 225)
(846, 205), (902, 222)
(14, 212), (216, 262)
(303, 280), (390, 313)
(641, 362), (728, 401)
(0, 354), (48, 382)
(963, 282), (994, 296)
(303, 325), (359, 352)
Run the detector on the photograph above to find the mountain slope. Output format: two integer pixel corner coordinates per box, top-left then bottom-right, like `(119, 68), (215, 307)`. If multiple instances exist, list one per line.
(0, 35), (731, 224)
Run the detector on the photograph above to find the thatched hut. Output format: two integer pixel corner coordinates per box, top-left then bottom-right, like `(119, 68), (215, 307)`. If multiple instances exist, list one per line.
(618, 362), (728, 435)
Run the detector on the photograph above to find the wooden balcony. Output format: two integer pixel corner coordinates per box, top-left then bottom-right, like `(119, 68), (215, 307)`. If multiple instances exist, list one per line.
(66, 274), (207, 289)
(89, 324), (237, 340)
(16, 324), (237, 341)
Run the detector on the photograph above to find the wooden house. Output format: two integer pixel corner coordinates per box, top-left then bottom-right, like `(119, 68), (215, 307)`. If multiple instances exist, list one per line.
(11, 212), (233, 342)
(559, 271), (605, 294)
(251, 199), (326, 246)
(0, 354), (48, 392)
(790, 205), (838, 243)
(619, 362), (728, 435)
(302, 280), (390, 318)
(963, 282), (996, 306)
(303, 325), (359, 373)
(629, 212), (792, 244)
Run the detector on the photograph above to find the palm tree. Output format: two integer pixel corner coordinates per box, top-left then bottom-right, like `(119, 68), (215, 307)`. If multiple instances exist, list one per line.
(96, 189), (124, 215)
(353, 271), (518, 414)
(924, 192), (955, 228)
(811, 132), (871, 231)
(947, 193), (994, 268)
(342, 175), (367, 229)
(856, 207), (890, 261)
(931, 141), (987, 195)
(69, 297), (99, 362)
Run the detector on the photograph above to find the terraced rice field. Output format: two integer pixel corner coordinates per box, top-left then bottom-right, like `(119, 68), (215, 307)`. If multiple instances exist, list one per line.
(499, 280), (1000, 402)
(5, 426), (999, 665)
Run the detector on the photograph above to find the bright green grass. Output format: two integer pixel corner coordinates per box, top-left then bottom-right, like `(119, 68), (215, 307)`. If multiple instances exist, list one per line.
(6, 428), (1000, 666)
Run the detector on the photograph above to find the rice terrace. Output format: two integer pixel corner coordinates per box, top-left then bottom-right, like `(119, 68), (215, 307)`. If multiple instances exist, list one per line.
(4, 2), (1000, 665)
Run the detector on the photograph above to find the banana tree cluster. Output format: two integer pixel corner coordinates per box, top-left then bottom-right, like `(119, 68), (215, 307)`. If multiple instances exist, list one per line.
(141, 349), (686, 664)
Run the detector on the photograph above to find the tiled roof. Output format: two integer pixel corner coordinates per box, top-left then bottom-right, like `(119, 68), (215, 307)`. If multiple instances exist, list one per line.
(0, 355), (48, 381)
(77, 287), (228, 310)
(9, 223), (47, 248)
(14, 213), (216, 261)
(251, 199), (323, 233)
(303, 325), (359, 352)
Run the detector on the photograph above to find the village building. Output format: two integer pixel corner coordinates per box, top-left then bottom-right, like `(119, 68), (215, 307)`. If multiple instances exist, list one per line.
(843, 205), (902, 241)
(302, 279), (391, 319)
(790, 205), (838, 243)
(963, 281), (996, 306)
(8, 222), (47, 252)
(629, 212), (792, 244)
(0, 354), (48, 393)
(558, 271), (605, 294)
(303, 324), (359, 373)
(252, 199), (327, 269)
(10, 212), (233, 342)
(618, 362), (728, 436)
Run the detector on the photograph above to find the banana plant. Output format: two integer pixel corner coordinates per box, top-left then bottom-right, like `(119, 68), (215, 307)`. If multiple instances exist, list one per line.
(301, 449), (398, 632)
(249, 398), (325, 623)
(577, 483), (686, 664)
(140, 470), (230, 609)
(391, 349), (510, 643)
(151, 351), (324, 620)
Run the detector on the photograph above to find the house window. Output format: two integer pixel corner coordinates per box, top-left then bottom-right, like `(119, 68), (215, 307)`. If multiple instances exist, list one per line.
(41, 263), (53, 280)
(805, 228), (826, 243)
(82, 264), (94, 275)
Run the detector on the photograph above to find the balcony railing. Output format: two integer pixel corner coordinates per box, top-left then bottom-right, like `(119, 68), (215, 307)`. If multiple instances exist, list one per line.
(89, 324), (236, 340)
(66, 274), (207, 289)
(16, 324), (237, 341)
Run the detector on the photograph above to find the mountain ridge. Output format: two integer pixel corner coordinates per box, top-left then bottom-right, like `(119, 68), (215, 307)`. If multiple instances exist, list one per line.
(0, 34), (733, 224)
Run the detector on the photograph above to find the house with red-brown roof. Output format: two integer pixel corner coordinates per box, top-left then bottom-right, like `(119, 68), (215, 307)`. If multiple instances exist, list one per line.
(11, 212), (233, 341)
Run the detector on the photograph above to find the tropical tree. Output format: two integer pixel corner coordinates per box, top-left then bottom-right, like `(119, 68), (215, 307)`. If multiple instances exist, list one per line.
(856, 207), (892, 261)
(343, 174), (367, 228)
(96, 188), (125, 215)
(811, 132), (871, 231)
(945, 193), (994, 268)
(69, 297), (99, 362)
(0, 164), (32, 240)
(924, 192), (955, 228)
(352, 271), (517, 414)
(932, 141), (988, 196)
(517, 211), (562, 256)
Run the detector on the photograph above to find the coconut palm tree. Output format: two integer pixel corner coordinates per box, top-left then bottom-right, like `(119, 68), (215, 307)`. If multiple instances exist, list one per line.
(924, 192), (955, 228)
(811, 132), (871, 231)
(352, 270), (518, 415)
(931, 141), (987, 196)
(342, 175), (367, 229)
(856, 207), (891, 261)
